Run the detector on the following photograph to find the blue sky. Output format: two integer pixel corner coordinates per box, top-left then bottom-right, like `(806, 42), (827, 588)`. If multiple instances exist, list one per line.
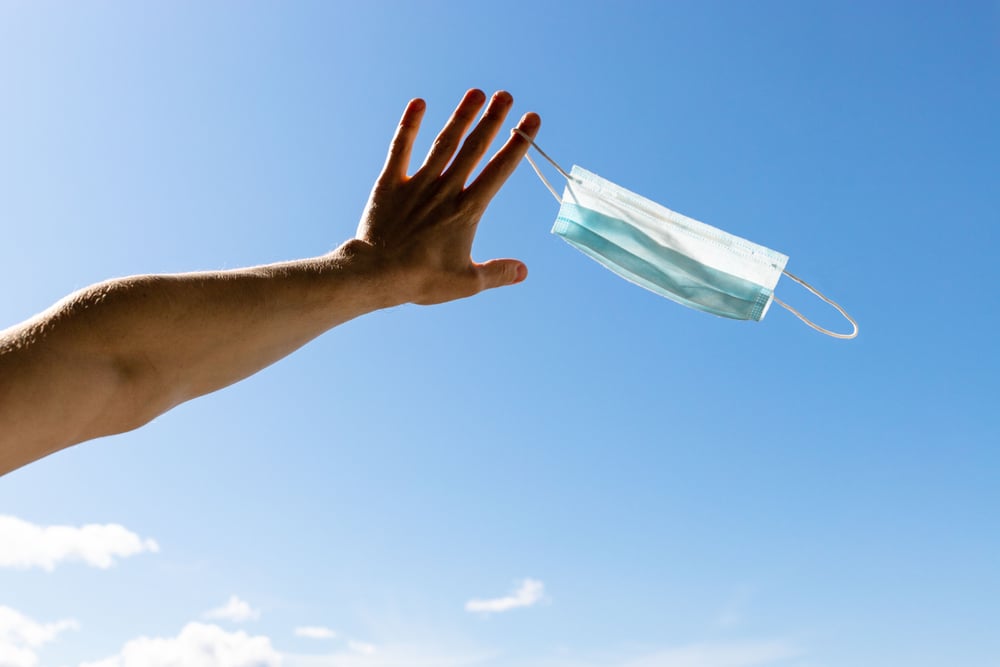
(1, 2), (998, 666)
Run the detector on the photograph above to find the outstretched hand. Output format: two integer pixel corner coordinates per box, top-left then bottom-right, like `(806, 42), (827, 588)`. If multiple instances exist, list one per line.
(353, 89), (541, 305)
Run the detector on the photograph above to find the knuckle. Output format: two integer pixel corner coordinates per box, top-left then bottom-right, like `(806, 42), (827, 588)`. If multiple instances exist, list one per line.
(432, 133), (456, 153)
(457, 193), (485, 218)
(389, 135), (407, 154)
(460, 133), (487, 155)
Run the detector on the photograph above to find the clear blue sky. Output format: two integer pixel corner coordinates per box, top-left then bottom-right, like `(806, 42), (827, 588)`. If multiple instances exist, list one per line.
(1, 2), (997, 666)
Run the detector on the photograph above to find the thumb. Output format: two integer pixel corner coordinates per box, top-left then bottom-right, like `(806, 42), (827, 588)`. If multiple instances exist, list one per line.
(475, 259), (528, 292)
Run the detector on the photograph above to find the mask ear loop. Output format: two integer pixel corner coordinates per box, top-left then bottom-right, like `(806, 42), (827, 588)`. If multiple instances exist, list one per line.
(512, 128), (571, 204)
(774, 271), (859, 339)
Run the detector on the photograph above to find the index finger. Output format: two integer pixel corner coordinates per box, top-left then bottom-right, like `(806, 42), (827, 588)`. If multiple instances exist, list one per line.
(466, 112), (541, 201)
(380, 98), (426, 183)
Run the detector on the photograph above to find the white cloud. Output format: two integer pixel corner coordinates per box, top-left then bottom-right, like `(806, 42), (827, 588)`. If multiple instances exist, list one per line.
(0, 605), (79, 667)
(282, 643), (491, 667)
(347, 641), (376, 655)
(80, 630), (799, 667)
(294, 627), (337, 640)
(73, 612), (797, 667)
(615, 641), (799, 667)
(204, 596), (261, 623)
(465, 578), (545, 613)
(0, 515), (159, 571)
(78, 622), (280, 667)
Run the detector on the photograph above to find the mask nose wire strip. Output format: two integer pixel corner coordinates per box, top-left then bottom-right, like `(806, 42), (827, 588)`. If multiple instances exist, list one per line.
(774, 270), (859, 339)
(513, 128), (569, 204)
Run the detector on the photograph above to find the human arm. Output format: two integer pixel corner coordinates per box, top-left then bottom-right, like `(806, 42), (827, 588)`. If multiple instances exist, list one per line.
(0, 89), (540, 476)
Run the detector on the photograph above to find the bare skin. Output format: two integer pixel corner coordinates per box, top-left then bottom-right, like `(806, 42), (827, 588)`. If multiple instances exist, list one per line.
(0, 89), (541, 476)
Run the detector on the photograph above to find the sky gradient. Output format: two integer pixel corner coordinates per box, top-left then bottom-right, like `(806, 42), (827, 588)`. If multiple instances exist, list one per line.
(1, 2), (998, 666)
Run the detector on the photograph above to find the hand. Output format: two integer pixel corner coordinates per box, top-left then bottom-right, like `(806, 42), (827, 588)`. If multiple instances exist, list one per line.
(353, 89), (541, 306)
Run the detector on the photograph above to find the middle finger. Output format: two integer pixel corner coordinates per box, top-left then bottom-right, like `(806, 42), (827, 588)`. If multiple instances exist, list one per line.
(443, 90), (514, 189)
(419, 89), (487, 177)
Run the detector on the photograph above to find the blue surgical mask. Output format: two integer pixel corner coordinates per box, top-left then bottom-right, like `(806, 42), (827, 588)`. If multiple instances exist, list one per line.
(514, 130), (857, 339)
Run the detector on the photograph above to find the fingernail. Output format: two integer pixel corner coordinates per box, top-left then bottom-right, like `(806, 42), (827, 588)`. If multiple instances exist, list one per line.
(467, 89), (486, 104)
(494, 90), (512, 105)
(515, 264), (528, 283)
(519, 113), (540, 131)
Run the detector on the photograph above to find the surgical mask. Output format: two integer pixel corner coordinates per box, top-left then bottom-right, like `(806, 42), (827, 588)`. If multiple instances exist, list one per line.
(514, 130), (858, 339)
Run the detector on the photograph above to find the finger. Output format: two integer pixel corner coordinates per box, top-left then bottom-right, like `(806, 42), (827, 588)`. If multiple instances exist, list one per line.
(475, 258), (528, 292)
(419, 89), (486, 176)
(467, 112), (541, 201)
(380, 98), (426, 183)
(444, 90), (513, 188)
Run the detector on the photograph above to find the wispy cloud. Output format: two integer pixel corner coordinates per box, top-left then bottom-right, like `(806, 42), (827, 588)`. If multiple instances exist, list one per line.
(465, 578), (545, 613)
(717, 586), (755, 629)
(203, 596), (261, 623)
(72, 609), (798, 667)
(78, 622), (280, 667)
(0, 514), (159, 571)
(615, 641), (799, 667)
(295, 626), (337, 640)
(284, 639), (797, 667)
(347, 640), (377, 655)
(282, 643), (492, 667)
(0, 605), (79, 667)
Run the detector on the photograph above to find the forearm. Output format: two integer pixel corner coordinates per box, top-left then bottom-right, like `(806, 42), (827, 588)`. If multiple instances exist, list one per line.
(92, 242), (402, 402)
(1, 89), (538, 476)
(0, 240), (399, 475)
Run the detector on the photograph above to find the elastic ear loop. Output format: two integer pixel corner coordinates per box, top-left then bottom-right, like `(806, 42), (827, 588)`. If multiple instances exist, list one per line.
(774, 272), (859, 339)
(513, 128), (570, 203)
(513, 129), (858, 339)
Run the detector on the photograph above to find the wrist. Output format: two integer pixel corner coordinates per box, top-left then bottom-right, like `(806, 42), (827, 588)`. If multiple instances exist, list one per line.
(325, 239), (416, 310)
